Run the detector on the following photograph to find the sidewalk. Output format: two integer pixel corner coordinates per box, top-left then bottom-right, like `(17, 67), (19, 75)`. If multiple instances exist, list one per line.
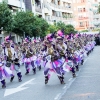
(60, 46), (100, 100)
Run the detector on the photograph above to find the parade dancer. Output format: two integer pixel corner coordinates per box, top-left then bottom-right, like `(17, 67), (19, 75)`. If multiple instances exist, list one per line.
(3, 36), (22, 82)
(23, 38), (37, 75)
(34, 39), (42, 71)
(13, 43), (22, 82)
(0, 48), (13, 88)
(43, 39), (65, 84)
(0, 62), (6, 88)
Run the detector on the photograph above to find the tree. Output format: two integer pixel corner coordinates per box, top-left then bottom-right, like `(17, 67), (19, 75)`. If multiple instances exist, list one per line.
(12, 11), (35, 36)
(32, 16), (49, 37)
(65, 24), (75, 34)
(56, 21), (75, 34)
(48, 24), (57, 33)
(98, 3), (100, 13)
(0, 2), (13, 32)
(13, 11), (49, 37)
(56, 21), (66, 31)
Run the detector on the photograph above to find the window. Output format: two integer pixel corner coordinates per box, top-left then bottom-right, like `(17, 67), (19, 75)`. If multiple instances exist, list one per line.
(81, 0), (85, 3)
(79, 22), (84, 27)
(58, 0), (60, 5)
(83, 8), (86, 12)
(78, 8), (82, 12)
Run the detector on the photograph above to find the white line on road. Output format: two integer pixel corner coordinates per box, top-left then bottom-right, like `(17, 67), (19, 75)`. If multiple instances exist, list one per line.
(68, 78), (72, 82)
(54, 93), (61, 100)
(18, 78), (35, 88)
(57, 58), (89, 100)
(4, 78), (35, 97)
(83, 58), (88, 65)
(63, 84), (68, 89)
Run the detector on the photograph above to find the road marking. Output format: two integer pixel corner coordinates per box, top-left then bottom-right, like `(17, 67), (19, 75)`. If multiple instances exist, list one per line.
(78, 75), (100, 78)
(17, 78), (35, 88)
(83, 58), (88, 65)
(57, 58), (89, 100)
(63, 85), (67, 89)
(54, 93), (61, 100)
(68, 78), (72, 82)
(4, 78), (35, 97)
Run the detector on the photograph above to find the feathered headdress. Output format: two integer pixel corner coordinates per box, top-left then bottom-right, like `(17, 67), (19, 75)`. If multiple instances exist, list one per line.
(4, 33), (12, 44)
(46, 34), (53, 42)
(57, 30), (64, 37)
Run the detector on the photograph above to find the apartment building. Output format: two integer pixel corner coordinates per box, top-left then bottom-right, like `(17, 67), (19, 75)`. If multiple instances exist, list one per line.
(1, 0), (25, 14)
(92, 0), (100, 29)
(25, 0), (73, 25)
(0, 0), (73, 43)
(43, 0), (73, 25)
(72, 0), (94, 31)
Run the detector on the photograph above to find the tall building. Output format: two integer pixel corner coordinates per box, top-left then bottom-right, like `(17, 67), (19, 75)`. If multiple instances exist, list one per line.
(25, 0), (73, 25)
(72, 0), (94, 31)
(43, 0), (73, 25)
(92, 0), (100, 29)
(1, 0), (25, 14)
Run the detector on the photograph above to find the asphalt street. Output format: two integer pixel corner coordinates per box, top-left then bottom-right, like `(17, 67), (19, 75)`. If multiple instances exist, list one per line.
(61, 46), (100, 100)
(0, 46), (100, 100)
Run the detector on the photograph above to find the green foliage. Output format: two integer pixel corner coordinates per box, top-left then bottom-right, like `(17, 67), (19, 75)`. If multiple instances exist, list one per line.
(98, 3), (100, 13)
(0, 2), (13, 32)
(12, 11), (49, 37)
(32, 17), (49, 37)
(0, 2), (75, 37)
(56, 21), (75, 34)
(65, 24), (75, 34)
(92, 28), (100, 32)
(48, 24), (57, 33)
(12, 11), (35, 36)
(81, 30), (88, 32)
(56, 21), (66, 30)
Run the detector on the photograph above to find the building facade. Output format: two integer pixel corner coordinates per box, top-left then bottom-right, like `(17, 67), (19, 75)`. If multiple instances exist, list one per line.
(72, 0), (94, 31)
(24, 0), (73, 25)
(92, 0), (100, 29)
(43, 0), (73, 25)
(1, 0), (25, 13)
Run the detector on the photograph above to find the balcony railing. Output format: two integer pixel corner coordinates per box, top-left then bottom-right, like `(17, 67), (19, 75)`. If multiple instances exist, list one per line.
(35, 5), (42, 13)
(93, 14), (100, 18)
(44, 2), (72, 13)
(93, 21), (100, 25)
(62, 0), (72, 3)
(51, 16), (73, 21)
(49, 3), (72, 11)
(78, 17), (88, 20)
(4, 0), (25, 8)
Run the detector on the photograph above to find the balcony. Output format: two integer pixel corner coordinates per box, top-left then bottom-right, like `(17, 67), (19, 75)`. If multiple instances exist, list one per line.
(62, 0), (72, 3)
(35, 5), (42, 13)
(4, 0), (25, 8)
(93, 21), (100, 25)
(93, 14), (100, 18)
(51, 16), (73, 22)
(44, 2), (73, 13)
(78, 17), (89, 20)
